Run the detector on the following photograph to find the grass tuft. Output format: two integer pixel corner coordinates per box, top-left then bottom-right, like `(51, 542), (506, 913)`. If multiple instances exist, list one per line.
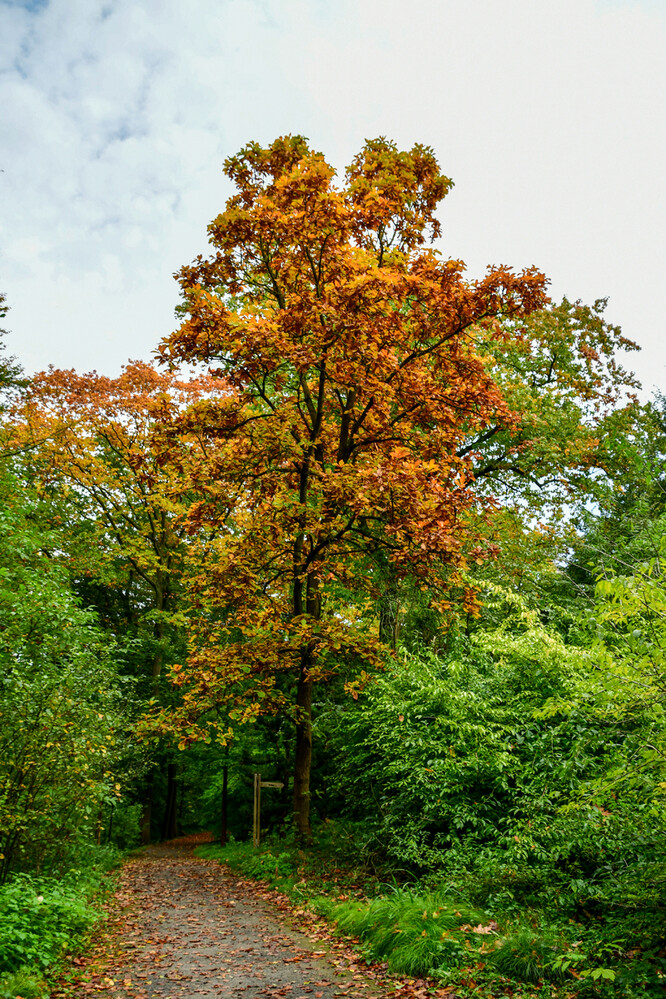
(0, 968), (47, 999)
(325, 890), (490, 977)
(486, 927), (562, 984)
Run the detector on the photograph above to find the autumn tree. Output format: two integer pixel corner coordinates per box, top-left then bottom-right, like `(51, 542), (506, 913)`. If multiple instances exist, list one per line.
(18, 362), (235, 671)
(16, 361), (225, 841)
(152, 135), (549, 842)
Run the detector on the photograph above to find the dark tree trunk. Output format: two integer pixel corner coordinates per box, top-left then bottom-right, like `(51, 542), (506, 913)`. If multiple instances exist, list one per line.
(0, 832), (19, 885)
(142, 583), (165, 846)
(140, 774), (153, 845)
(177, 774), (185, 835)
(220, 759), (228, 846)
(106, 801), (115, 845)
(293, 668), (313, 844)
(378, 580), (400, 649)
(161, 762), (178, 841)
(279, 739), (291, 830)
(292, 563), (320, 845)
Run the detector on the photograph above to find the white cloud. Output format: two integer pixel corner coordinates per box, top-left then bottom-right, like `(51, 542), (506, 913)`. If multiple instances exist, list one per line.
(0, 0), (664, 393)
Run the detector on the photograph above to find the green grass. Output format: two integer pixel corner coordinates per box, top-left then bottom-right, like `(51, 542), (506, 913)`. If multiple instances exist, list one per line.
(320, 890), (491, 977)
(0, 967), (48, 999)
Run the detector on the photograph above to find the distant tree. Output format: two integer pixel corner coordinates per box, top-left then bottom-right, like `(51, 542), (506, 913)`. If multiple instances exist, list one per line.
(0, 294), (26, 407)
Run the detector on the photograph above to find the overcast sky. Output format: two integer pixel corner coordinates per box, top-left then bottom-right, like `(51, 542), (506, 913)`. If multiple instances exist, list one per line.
(1, 0), (665, 394)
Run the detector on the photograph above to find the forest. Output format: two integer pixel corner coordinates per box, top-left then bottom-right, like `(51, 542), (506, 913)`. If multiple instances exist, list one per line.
(0, 137), (664, 998)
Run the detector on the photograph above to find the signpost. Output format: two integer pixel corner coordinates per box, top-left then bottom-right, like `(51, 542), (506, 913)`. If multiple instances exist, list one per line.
(252, 773), (284, 847)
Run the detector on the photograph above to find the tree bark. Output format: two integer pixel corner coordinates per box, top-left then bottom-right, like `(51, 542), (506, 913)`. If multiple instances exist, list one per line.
(144, 577), (167, 844)
(177, 773), (185, 836)
(220, 757), (228, 846)
(140, 774), (153, 845)
(106, 801), (115, 845)
(152, 582), (165, 682)
(292, 668), (313, 844)
(161, 762), (178, 841)
(378, 575), (400, 650)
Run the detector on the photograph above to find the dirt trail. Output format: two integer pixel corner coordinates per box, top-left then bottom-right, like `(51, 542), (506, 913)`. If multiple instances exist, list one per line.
(55, 843), (427, 999)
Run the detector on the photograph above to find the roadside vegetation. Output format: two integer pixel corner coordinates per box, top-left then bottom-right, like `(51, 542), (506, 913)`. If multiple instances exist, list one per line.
(0, 849), (120, 999)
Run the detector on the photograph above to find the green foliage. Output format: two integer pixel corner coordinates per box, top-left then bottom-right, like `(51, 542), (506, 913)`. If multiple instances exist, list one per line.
(326, 892), (589, 986)
(195, 841), (298, 883)
(464, 296), (639, 525)
(0, 873), (99, 974)
(195, 830), (380, 916)
(203, 834), (663, 994)
(0, 461), (134, 878)
(487, 927), (563, 984)
(106, 802), (143, 852)
(319, 610), (665, 914)
(0, 849), (117, 994)
(229, 846), (296, 882)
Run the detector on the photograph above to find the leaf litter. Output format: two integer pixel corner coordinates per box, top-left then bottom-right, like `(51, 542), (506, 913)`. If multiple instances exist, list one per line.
(50, 838), (456, 999)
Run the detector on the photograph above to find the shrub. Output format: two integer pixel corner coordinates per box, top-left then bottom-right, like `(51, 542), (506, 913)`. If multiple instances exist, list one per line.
(0, 873), (99, 975)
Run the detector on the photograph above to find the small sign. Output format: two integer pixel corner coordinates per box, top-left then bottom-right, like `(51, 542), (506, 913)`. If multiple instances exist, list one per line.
(260, 781), (284, 788)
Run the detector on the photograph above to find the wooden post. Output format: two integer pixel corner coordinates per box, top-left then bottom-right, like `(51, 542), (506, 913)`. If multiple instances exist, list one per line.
(252, 773), (284, 848)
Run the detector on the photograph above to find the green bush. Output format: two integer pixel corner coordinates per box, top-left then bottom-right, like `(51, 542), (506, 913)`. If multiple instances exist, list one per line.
(319, 639), (666, 916)
(486, 926), (563, 984)
(0, 463), (134, 882)
(0, 872), (99, 975)
(107, 802), (143, 852)
(195, 842), (297, 885)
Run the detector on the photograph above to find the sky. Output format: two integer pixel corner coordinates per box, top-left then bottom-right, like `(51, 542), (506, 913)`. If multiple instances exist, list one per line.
(1, 0), (665, 394)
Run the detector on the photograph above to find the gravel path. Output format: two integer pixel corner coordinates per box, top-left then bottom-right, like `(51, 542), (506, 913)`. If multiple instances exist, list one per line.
(57, 845), (391, 999)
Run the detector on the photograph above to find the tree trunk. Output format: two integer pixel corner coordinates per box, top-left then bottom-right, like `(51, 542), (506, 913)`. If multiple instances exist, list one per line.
(141, 580), (166, 845)
(293, 668), (313, 844)
(140, 774), (153, 845)
(291, 515), (319, 844)
(161, 762), (178, 841)
(152, 574), (167, 683)
(220, 758), (228, 846)
(177, 774), (185, 835)
(378, 579), (400, 649)
(106, 801), (115, 845)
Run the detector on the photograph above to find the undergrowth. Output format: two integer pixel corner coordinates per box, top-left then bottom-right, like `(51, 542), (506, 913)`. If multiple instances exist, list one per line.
(0, 846), (120, 999)
(195, 824), (666, 999)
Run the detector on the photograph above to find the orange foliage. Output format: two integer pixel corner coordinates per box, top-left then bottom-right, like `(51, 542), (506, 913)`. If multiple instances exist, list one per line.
(150, 136), (549, 839)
